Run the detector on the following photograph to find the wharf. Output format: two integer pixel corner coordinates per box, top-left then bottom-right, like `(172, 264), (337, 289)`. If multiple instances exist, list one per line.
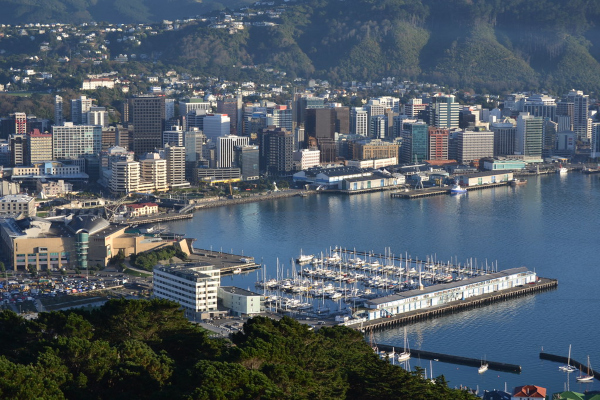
(391, 182), (509, 199)
(127, 213), (193, 224)
(348, 278), (557, 331)
(539, 352), (598, 380)
(188, 249), (260, 276)
(376, 344), (521, 373)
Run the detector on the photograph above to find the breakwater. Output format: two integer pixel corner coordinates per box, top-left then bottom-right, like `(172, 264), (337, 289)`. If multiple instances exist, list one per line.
(349, 278), (557, 331)
(539, 352), (598, 380)
(376, 344), (521, 373)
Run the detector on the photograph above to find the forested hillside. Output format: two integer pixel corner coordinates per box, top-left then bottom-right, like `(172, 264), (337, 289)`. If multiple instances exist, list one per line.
(2, 0), (600, 93)
(0, 299), (478, 399)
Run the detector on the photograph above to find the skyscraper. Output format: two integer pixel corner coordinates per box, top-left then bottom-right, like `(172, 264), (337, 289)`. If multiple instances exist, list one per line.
(203, 114), (230, 142)
(305, 108), (336, 162)
(567, 90), (591, 141)
(217, 95), (242, 135)
(400, 121), (428, 163)
(71, 96), (93, 124)
(259, 127), (294, 176)
(491, 119), (516, 157)
(54, 95), (64, 126)
(515, 112), (543, 158)
(350, 107), (368, 136)
(428, 127), (449, 160)
(216, 135), (249, 169)
(131, 96), (166, 155)
(456, 130), (494, 164)
(28, 129), (53, 163)
(164, 145), (187, 187)
(52, 123), (102, 160)
(430, 95), (460, 129)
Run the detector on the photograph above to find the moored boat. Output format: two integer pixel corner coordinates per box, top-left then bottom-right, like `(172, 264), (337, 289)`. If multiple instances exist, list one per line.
(557, 164), (568, 174)
(450, 184), (467, 194)
(510, 178), (527, 186)
(576, 355), (594, 382)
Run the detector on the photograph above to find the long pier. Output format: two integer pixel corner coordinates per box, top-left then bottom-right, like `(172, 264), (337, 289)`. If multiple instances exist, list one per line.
(348, 278), (557, 331)
(391, 182), (510, 199)
(540, 352), (598, 380)
(127, 213), (193, 224)
(376, 343), (521, 373)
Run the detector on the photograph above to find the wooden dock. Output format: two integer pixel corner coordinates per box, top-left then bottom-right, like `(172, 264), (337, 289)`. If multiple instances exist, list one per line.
(391, 182), (510, 199)
(348, 278), (557, 331)
(377, 344), (522, 373)
(127, 213), (193, 224)
(540, 352), (598, 380)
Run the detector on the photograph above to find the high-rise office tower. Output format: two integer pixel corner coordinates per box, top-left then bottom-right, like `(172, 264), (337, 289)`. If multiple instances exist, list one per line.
(217, 95), (242, 135)
(234, 145), (260, 181)
(400, 121), (428, 163)
(86, 107), (108, 127)
(567, 90), (591, 141)
(370, 115), (388, 140)
(54, 95), (64, 126)
(216, 135), (249, 169)
(305, 108), (336, 163)
(591, 123), (600, 158)
(403, 98), (427, 118)
(456, 130), (494, 164)
(110, 161), (140, 194)
(350, 107), (368, 136)
(515, 112), (543, 158)
(71, 95), (93, 124)
(131, 96), (165, 155)
(140, 154), (168, 192)
(52, 123), (102, 160)
(428, 127), (449, 160)
(491, 119), (516, 157)
(203, 114), (230, 142)
(334, 107), (350, 135)
(11, 112), (27, 135)
(258, 127), (294, 176)
(164, 144), (187, 187)
(28, 129), (53, 163)
(430, 95), (460, 129)
(9, 134), (28, 166)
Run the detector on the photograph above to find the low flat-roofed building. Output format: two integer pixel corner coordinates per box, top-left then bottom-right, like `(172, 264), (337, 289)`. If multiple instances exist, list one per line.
(364, 267), (536, 320)
(0, 194), (36, 219)
(455, 171), (513, 186)
(218, 286), (264, 316)
(482, 159), (527, 171)
(153, 263), (221, 318)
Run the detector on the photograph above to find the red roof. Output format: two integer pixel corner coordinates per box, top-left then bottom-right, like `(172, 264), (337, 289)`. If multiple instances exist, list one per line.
(512, 385), (546, 398)
(128, 202), (158, 209)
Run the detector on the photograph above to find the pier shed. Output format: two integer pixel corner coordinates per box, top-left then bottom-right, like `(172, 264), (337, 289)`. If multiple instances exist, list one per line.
(364, 267), (536, 320)
(455, 171), (513, 186)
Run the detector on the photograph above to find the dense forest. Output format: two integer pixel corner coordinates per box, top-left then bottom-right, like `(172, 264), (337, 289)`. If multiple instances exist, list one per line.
(0, 298), (477, 399)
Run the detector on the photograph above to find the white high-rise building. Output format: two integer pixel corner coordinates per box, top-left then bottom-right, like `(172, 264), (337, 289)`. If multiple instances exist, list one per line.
(456, 130), (494, 164)
(216, 135), (249, 168)
(350, 107), (368, 136)
(54, 95), (64, 126)
(52, 123), (102, 159)
(204, 114), (231, 141)
(140, 155), (168, 192)
(165, 144), (188, 187)
(109, 161), (140, 194)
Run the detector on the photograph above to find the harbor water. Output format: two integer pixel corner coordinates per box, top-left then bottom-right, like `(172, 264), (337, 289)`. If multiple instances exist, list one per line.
(165, 173), (600, 394)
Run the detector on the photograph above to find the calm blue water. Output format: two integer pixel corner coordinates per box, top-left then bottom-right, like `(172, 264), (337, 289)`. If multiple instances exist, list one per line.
(165, 173), (600, 394)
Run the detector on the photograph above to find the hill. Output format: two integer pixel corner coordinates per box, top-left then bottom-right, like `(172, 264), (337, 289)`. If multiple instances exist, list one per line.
(2, 0), (600, 93)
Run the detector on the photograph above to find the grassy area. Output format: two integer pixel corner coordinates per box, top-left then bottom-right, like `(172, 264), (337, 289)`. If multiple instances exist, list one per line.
(123, 268), (152, 277)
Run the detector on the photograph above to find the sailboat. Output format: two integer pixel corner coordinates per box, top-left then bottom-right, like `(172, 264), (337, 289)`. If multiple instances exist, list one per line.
(576, 356), (594, 382)
(559, 345), (577, 373)
(478, 355), (489, 374)
(397, 327), (411, 362)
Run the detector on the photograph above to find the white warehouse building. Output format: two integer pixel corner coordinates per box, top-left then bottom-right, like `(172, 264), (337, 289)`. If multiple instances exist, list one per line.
(364, 267), (537, 320)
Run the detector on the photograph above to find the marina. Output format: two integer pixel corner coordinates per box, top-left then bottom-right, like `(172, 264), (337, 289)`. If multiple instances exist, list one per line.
(163, 172), (600, 393)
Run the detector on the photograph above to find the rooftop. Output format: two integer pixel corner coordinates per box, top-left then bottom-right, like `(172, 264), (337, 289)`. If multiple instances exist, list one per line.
(366, 267), (530, 306)
(154, 263), (219, 282)
(220, 286), (261, 297)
